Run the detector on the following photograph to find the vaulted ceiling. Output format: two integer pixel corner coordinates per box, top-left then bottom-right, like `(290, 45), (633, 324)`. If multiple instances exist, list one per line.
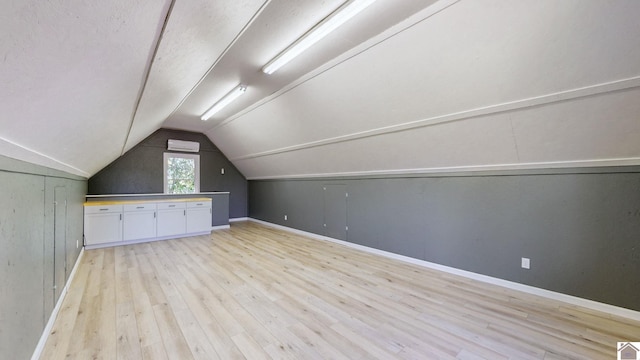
(1, 0), (639, 179)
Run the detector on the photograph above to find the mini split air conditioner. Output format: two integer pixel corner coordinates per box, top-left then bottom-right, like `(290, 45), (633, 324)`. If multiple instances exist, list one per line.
(167, 139), (200, 153)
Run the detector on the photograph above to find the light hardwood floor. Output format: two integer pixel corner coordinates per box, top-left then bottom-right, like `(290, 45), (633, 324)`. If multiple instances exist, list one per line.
(41, 221), (639, 359)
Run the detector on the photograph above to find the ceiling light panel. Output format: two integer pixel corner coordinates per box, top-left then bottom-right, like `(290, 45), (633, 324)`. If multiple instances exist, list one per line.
(262, 0), (377, 75)
(201, 84), (247, 121)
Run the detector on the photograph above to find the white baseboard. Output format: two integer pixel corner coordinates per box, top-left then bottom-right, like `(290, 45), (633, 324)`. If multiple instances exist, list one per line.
(248, 218), (640, 322)
(211, 225), (231, 230)
(229, 217), (248, 223)
(31, 248), (85, 360)
(84, 230), (213, 250)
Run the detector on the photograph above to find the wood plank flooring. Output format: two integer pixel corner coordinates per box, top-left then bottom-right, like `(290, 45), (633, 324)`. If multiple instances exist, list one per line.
(40, 221), (640, 359)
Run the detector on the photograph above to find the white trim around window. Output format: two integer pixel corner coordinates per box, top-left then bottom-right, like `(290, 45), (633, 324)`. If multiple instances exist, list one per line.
(163, 152), (200, 194)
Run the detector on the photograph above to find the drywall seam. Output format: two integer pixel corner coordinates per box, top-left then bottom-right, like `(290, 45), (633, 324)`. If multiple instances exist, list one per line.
(247, 218), (640, 322)
(231, 76), (640, 162)
(169, 0), (274, 122)
(245, 156), (640, 180)
(209, 0), (460, 132)
(121, 0), (177, 155)
(0, 137), (90, 177)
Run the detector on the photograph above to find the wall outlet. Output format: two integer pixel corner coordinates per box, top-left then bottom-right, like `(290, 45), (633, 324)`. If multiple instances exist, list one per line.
(221, 168), (225, 175)
(284, 215), (288, 221)
(521, 257), (530, 269)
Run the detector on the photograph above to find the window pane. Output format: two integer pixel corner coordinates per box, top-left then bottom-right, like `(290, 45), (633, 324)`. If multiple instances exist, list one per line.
(166, 156), (196, 194)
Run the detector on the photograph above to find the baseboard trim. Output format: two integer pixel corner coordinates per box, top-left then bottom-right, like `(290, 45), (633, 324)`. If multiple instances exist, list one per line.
(248, 218), (640, 322)
(84, 230), (213, 250)
(211, 225), (231, 230)
(230, 217), (249, 223)
(31, 248), (85, 360)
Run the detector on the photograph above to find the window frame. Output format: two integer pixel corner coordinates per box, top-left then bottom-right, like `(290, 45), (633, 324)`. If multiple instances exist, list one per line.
(163, 152), (200, 194)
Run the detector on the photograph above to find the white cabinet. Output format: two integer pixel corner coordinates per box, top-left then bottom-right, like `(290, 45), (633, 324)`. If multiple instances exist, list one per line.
(84, 199), (212, 249)
(157, 201), (186, 237)
(84, 204), (123, 246)
(186, 200), (212, 233)
(123, 203), (156, 241)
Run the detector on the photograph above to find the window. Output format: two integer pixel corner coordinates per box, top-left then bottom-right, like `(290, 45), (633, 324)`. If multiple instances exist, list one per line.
(164, 153), (200, 194)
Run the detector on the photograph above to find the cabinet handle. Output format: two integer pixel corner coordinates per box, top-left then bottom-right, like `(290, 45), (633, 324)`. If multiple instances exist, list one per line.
(169, 204), (176, 208)
(136, 206), (144, 209)
(99, 208), (109, 211)
(119, 214), (122, 221)
(184, 210), (186, 216)
(154, 212), (156, 218)
(196, 203), (203, 206)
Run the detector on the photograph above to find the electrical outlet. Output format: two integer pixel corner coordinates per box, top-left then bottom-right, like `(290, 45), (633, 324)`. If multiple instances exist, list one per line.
(521, 257), (530, 269)
(284, 215), (288, 221)
(221, 168), (225, 175)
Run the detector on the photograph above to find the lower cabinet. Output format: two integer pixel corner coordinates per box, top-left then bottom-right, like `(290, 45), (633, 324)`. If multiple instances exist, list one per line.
(187, 201), (212, 233)
(123, 203), (156, 241)
(157, 202), (186, 237)
(84, 198), (212, 249)
(84, 205), (123, 246)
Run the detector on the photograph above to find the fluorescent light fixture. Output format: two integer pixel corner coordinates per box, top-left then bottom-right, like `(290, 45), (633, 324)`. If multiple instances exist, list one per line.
(201, 84), (247, 121)
(262, 0), (376, 75)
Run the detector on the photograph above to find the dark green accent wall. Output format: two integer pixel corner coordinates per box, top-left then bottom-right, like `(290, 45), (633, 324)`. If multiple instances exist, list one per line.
(0, 155), (87, 359)
(88, 129), (248, 218)
(249, 167), (640, 312)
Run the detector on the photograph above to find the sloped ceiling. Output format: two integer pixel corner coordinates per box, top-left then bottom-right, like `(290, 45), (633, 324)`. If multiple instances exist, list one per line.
(1, 0), (639, 179)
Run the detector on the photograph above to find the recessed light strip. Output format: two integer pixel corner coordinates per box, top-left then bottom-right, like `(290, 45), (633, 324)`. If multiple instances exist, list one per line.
(262, 0), (377, 75)
(201, 84), (247, 121)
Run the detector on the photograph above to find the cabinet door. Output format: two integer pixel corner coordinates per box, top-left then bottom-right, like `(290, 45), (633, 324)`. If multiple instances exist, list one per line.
(123, 211), (156, 241)
(85, 213), (122, 245)
(157, 209), (186, 237)
(186, 208), (211, 234)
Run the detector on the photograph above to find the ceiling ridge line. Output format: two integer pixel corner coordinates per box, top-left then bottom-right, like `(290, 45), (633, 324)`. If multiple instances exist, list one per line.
(164, 0), (273, 121)
(245, 157), (640, 181)
(206, 0), (461, 133)
(121, 0), (177, 156)
(230, 76), (640, 162)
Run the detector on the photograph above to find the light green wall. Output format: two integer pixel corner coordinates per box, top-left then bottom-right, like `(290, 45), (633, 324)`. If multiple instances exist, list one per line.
(0, 155), (87, 359)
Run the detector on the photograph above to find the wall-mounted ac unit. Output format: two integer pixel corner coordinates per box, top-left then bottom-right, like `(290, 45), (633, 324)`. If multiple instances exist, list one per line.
(167, 139), (200, 153)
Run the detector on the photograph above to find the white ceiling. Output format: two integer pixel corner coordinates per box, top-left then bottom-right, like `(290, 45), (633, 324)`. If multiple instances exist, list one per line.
(1, 0), (639, 179)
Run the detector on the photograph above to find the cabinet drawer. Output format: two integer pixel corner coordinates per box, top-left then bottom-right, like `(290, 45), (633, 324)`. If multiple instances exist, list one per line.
(157, 201), (186, 210)
(124, 203), (156, 212)
(85, 204), (123, 214)
(187, 200), (211, 208)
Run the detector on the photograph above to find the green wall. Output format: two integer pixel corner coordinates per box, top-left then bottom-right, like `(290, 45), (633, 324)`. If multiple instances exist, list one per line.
(0, 155), (87, 359)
